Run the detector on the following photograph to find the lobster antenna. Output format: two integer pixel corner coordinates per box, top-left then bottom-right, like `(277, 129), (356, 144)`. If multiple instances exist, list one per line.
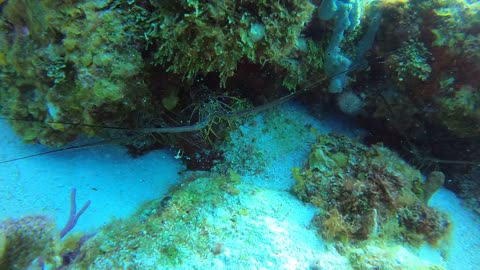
(0, 50), (397, 163)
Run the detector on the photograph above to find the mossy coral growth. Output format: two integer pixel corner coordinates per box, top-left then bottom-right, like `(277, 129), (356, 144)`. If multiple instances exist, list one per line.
(146, 0), (317, 88)
(0, 0), (149, 146)
(292, 134), (451, 246)
(76, 171), (241, 268)
(0, 0), (327, 146)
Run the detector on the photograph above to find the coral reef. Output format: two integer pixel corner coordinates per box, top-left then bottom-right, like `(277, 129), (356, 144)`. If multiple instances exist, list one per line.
(384, 40), (432, 82)
(292, 134), (451, 246)
(0, 0), (149, 146)
(432, 86), (480, 138)
(66, 168), (447, 269)
(0, 0), (388, 149)
(347, 0), (480, 192)
(147, 0), (317, 88)
(0, 0), (478, 238)
(430, 0), (480, 62)
(0, 215), (58, 269)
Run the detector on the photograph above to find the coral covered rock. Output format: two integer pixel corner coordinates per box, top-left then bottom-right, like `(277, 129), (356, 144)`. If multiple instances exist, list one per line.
(147, 0), (317, 88)
(292, 134), (451, 246)
(0, 0), (150, 146)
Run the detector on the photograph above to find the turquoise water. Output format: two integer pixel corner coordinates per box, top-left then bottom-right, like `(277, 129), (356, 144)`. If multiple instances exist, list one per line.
(0, 0), (479, 269)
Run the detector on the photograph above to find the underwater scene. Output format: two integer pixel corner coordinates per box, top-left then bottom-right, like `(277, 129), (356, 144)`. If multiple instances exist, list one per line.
(0, 0), (479, 269)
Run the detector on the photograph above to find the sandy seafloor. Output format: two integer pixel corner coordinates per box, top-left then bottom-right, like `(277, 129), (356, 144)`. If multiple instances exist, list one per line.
(0, 102), (479, 269)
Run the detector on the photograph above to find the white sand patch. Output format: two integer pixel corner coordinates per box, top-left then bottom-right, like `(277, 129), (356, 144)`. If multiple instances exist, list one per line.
(429, 189), (480, 270)
(0, 121), (185, 233)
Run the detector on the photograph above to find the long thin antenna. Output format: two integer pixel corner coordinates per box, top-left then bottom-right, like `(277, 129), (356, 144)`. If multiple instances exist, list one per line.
(0, 136), (141, 164)
(0, 50), (398, 163)
(0, 117), (132, 130)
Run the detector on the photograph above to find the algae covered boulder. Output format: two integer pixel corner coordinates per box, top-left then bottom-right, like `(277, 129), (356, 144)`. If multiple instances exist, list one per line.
(292, 134), (451, 246)
(0, 0), (150, 146)
(146, 0), (317, 88)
